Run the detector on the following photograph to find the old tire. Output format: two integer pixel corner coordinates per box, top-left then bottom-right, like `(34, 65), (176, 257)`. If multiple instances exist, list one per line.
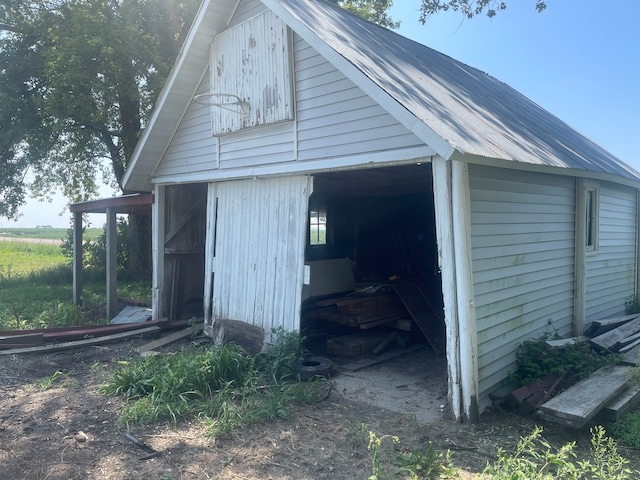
(293, 356), (333, 381)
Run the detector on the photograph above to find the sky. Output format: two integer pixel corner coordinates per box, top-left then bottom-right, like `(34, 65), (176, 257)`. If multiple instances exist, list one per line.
(3, 0), (639, 228)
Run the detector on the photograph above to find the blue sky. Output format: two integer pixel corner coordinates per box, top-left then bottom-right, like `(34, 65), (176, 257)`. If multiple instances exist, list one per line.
(390, 0), (639, 164)
(4, 0), (638, 228)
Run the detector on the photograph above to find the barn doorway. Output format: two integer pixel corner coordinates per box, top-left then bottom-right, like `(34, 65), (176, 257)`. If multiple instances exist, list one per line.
(300, 164), (445, 365)
(162, 183), (208, 321)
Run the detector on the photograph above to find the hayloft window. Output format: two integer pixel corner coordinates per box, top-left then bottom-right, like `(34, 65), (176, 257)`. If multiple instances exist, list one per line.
(585, 184), (599, 252)
(309, 209), (327, 245)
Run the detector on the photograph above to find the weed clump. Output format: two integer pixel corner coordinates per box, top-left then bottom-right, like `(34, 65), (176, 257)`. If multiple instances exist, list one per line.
(101, 332), (326, 434)
(510, 336), (619, 387)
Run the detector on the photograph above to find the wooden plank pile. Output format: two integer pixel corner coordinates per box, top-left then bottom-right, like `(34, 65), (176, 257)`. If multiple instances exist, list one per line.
(521, 313), (640, 428)
(306, 292), (412, 331)
(0, 318), (194, 355)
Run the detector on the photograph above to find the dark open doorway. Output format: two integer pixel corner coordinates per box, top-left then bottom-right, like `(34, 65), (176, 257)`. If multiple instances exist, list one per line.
(301, 164), (445, 359)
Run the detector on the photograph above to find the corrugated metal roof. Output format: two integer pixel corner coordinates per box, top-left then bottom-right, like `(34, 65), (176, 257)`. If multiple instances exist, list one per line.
(123, 0), (640, 191)
(271, 0), (639, 181)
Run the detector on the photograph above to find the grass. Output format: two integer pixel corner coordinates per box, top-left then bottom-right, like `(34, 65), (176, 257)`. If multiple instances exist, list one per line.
(0, 237), (150, 330)
(0, 227), (103, 242)
(0, 241), (67, 278)
(101, 333), (327, 435)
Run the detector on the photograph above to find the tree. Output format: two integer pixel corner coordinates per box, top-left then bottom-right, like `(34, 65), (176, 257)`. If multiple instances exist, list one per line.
(419, 0), (547, 22)
(0, 0), (201, 219)
(327, 0), (400, 29)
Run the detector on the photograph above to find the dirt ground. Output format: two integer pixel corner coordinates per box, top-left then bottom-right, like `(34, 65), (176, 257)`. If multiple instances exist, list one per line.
(2, 333), (639, 480)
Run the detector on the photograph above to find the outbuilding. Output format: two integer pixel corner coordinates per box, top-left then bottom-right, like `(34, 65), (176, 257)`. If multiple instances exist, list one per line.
(122, 0), (640, 422)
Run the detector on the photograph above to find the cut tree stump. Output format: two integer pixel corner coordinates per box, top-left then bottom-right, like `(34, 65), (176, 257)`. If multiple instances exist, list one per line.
(210, 319), (264, 355)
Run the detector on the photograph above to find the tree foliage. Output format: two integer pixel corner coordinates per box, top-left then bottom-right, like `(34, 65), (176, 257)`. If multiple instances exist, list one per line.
(327, 0), (400, 29)
(0, 0), (200, 220)
(1, 0), (547, 222)
(419, 0), (547, 22)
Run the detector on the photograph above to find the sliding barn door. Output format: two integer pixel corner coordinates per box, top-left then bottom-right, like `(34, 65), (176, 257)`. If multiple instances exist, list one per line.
(204, 175), (312, 337)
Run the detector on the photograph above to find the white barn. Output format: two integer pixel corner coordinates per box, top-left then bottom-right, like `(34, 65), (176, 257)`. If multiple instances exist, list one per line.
(123, 0), (640, 422)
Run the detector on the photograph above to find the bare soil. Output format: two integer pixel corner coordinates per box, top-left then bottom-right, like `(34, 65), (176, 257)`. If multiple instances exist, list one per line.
(1, 334), (639, 480)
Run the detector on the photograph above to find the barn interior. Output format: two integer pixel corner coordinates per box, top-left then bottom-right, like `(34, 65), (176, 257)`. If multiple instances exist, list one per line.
(301, 163), (446, 360)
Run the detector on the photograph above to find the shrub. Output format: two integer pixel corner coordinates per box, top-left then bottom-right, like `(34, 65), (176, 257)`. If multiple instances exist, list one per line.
(510, 336), (619, 387)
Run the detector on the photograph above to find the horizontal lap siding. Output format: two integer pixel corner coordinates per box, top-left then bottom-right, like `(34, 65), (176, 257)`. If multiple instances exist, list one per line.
(469, 165), (576, 401)
(585, 184), (637, 323)
(211, 175), (311, 333)
(156, 31), (427, 181)
(294, 35), (425, 161)
(156, 73), (215, 177)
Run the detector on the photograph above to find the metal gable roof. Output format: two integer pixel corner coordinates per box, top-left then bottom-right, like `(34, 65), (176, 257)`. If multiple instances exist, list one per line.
(123, 0), (640, 191)
(268, 0), (640, 182)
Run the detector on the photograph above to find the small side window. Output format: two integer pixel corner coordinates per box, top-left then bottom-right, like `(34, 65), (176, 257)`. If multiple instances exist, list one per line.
(309, 208), (327, 245)
(585, 184), (599, 252)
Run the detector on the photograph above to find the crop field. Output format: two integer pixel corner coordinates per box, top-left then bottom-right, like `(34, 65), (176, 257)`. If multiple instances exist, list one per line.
(0, 227), (102, 242)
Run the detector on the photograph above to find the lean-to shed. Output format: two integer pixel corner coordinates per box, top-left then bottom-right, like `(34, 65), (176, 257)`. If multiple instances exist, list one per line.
(122, 0), (640, 422)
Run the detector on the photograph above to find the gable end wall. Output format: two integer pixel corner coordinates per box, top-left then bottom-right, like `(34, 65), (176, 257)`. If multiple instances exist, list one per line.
(154, 4), (426, 181)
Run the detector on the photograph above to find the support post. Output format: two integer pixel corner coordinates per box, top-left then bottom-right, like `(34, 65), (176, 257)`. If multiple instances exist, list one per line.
(451, 160), (479, 423)
(432, 156), (461, 419)
(72, 212), (83, 305)
(106, 207), (117, 320)
(152, 185), (165, 320)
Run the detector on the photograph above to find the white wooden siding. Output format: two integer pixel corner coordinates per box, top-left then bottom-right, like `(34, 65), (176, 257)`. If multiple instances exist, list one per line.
(205, 175), (311, 335)
(211, 10), (294, 134)
(227, 0), (266, 28)
(294, 35), (426, 160)
(585, 183), (637, 323)
(158, 72), (216, 177)
(154, 31), (428, 182)
(469, 165), (576, 402)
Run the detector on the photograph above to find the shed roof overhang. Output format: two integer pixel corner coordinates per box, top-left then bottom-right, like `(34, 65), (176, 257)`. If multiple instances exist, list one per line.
(69, 193), (154, 216)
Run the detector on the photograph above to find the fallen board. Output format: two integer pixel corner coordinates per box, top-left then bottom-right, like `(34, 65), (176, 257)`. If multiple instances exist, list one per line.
(0, 326), (161, 355)
(584, 313), (640, 337)
(337, 343), (427, 372)
(136, 323), (204, 353)
(598, 384), (640, 422)
(590, 317), (640, 351)
(622, 344), (640, 366)
(538, 365), (629, 428)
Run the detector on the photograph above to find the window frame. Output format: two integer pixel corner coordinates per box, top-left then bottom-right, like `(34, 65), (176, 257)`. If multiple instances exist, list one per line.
(584, 181), (600, 253)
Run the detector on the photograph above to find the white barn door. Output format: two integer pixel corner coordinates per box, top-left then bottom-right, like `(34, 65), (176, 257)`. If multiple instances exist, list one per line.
(204, 175), (312, 337)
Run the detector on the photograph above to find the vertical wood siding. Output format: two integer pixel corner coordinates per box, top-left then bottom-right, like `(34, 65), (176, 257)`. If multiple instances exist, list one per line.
(585, 183), (637, 323)
(469, 165), (576, 401)
(211, 10), (294, 134)
(206, 175), (311, 335)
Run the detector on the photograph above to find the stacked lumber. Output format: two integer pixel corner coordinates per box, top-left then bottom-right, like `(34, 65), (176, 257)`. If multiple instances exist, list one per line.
(538, 365), (630, 428)
(589, 315), (640, 353)
(307, 292), (411, 330)
(529, 313), (640, 428)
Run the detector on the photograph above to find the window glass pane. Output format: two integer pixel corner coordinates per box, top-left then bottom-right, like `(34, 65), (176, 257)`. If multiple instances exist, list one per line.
(309, 209), (327, 245)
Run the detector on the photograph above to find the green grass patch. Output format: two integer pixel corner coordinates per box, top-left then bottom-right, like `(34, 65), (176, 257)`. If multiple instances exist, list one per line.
(0, 227), (103, 242)
(0, 240), (150, 330)
(0, 241), (67, 278)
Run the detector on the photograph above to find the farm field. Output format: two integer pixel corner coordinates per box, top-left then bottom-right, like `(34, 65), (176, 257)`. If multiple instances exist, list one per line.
(0, 227), (103, 242)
